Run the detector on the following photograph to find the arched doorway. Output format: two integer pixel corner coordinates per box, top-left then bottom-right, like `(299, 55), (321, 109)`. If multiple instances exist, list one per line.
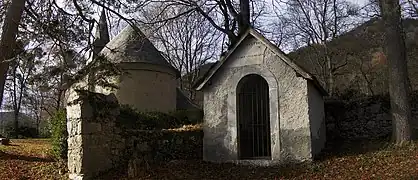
(237, 74), (271, 159)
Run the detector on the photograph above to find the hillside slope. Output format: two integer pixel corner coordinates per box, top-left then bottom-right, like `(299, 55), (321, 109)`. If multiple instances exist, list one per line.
(288, 18), (418, 96)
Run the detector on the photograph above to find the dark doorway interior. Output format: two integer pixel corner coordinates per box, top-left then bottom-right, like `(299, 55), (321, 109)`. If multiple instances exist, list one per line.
(237, 74), (271, 159)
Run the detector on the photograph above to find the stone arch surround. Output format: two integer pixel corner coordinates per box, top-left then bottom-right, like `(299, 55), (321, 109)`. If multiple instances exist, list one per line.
(225, 65), (281, 161)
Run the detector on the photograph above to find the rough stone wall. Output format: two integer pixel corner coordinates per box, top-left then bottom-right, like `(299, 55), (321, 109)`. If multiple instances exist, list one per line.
(203, 36), (314, 164)
(325, 95), (395, 140)
(66, 88), (203, 179)
(66, 89), (124, 180)
(308, 82), (326, 156)
(124, 130), (203, 178)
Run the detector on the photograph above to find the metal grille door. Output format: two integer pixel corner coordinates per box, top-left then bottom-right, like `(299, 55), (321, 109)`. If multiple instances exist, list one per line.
(237, 74), (271, 159)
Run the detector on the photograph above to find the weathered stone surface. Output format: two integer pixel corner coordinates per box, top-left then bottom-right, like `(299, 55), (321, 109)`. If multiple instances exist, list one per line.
(68, 135), (83, 150)
(67, 104), (82, 120)
(280, 129), (312, 162)
(67, 120), (82, 137)
(68, 148), (83, 174)
(69, 173), (85, 180)
(66, 89), (124, 180)
(308, 82), (326, 157)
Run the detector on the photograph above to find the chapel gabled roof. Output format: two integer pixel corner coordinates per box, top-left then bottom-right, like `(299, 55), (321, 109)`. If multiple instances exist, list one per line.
(195, 28), (327, 95)
(100, 24), (178, 75)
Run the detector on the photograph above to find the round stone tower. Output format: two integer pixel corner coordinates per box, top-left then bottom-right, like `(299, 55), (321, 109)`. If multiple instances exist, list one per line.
(97, 24), (179, 113)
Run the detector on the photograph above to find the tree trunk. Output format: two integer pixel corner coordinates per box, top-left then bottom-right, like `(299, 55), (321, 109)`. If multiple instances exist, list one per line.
(379, 0), (412, 143)
(239, 0), (250, 36)
(0, 0), (26, 109)
(12, 64), (19, 138)
(326, 56), (333, 96)
(13, 110), (19, 138)
(323, 44), (334, 96)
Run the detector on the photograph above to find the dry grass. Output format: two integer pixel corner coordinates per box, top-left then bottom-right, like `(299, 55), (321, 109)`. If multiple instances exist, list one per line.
(164, 123), (203, 132)
(0, 139), (66, 180)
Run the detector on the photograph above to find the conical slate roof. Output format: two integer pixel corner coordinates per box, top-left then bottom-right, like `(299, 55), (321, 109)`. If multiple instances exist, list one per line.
(101, 25), (175, 70)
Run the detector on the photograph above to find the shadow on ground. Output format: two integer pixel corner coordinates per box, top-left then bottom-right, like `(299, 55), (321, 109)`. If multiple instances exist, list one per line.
(315, 137), (392, 161)
(0, 152), (54, 162)
(1, 144), (19, 147)
(99, 137), (418, 179)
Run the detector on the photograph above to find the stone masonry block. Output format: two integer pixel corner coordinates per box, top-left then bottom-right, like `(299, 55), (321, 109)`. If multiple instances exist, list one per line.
(67, 104), (82, 119)
(68, 120), (82, 137)
(68, 135), (83, 150)
(68, 148), (83, 174)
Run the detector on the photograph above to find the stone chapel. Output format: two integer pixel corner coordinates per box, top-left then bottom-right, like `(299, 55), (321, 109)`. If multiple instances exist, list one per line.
(196, 29), (327, 164)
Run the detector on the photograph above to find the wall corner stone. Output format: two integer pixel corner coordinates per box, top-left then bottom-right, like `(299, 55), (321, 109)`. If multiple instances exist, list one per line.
(66, 89), (123, 180)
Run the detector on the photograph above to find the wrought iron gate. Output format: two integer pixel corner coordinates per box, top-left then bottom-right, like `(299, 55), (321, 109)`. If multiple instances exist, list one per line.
(237, 74), (271, 159)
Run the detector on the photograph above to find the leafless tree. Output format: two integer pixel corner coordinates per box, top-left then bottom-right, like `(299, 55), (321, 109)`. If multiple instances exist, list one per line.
(404, 0), (418, 17)
(356, 0), (381, 18)
(273, 0), (359, 95)
(363, 0), (418, 18)
(3, 48), (39, 138)
(379, 0), (412, 143)
(0, 0), (152, 109)
(140, 0), (253, 47)
(146, 10), (222, 101)
(24, 84), (46, 136)
(0, 0), (26, 109)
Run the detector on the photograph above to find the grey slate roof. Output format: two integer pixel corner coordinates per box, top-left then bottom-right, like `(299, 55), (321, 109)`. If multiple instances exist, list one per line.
(176, 88), (200, 110)
(191, 62), (219, 89)
(100, 25), (178, 74)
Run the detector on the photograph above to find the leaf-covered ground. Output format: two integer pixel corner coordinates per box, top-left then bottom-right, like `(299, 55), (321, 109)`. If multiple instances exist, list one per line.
(0, 139), (67, 180)
(120, 139), (418, 180)
(1, 139), (418, 179)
